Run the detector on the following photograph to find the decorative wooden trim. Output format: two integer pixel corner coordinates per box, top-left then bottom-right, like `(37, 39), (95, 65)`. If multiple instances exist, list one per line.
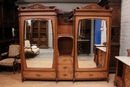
(18, 3), (57, 10)
(25, 3), (49, 9)
(81, 4), (105, 10)
(74, 4), (113, 13)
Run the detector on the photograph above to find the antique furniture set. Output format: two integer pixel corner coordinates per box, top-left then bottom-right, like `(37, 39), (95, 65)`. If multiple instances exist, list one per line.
(18, 3), (113, 81)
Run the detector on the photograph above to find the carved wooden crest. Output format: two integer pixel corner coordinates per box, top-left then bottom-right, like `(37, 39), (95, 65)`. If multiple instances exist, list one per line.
(25, 3), (49, 9)
(81, 4), (105, 10)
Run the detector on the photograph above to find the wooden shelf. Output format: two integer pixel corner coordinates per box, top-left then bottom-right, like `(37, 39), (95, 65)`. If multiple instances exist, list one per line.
(58, 34), (73, 38)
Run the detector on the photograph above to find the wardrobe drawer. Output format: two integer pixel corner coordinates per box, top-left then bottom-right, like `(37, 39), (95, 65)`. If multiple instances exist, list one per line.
(58, 72), (73, 80)
(58, 57), (73, 65)
(98, 57), (105, 68)
(75, 71), (108, 80)
(58, 65), (73, 72)
(23, 71), (56, 79)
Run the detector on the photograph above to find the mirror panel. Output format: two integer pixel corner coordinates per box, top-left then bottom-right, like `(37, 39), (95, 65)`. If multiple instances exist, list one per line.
(24, 19), (53, 68)
(77, 19), (107, 68)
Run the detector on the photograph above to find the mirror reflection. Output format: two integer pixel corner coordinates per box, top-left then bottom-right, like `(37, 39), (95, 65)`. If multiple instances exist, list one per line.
(77, 19), (107, 68)
(24, 19), (53, 68)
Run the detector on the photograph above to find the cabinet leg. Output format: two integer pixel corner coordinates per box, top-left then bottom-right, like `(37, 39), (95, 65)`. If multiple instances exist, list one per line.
(113, 81), (117, 86)
(21, 78), (24, 82)
(106, 78), (109, 83)
(56, 78), (58, 83)
(73, 78), (75, 83)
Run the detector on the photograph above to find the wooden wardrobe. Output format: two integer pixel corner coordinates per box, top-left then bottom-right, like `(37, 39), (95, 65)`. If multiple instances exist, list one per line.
(31, 20), (48, 48)
(18, 3), (113, 82)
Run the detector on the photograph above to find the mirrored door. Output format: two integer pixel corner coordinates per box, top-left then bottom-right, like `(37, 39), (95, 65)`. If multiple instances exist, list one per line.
(24, 19), (54, 68)
(77, 19), (107, 69)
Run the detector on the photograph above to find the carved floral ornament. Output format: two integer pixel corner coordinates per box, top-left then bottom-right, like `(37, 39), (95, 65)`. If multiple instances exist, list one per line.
(18, 3), (112, 11)
(18, 3), (56, 10)
(80, 4), (112, 11)
(25, 3), (49, 9)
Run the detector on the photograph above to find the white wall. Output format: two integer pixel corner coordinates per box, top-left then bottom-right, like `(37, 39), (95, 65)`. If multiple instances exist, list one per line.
(120, 0), (130, 56)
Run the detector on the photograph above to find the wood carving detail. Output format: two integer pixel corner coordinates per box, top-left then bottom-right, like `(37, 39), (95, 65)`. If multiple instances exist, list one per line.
(25, 3), (49, 9)
(125, 67), (130, 87)
(81, 4), (105, 10)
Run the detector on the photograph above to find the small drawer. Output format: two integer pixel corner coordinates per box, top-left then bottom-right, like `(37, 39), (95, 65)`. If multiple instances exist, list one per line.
(58, 65), (73, 72)
(58, 72), (73, 80)
(58, 56), (73, 65)
(99, 59), (105, 66)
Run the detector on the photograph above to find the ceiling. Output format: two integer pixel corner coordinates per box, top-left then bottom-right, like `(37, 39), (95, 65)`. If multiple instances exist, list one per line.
(17, 0), (100, 3)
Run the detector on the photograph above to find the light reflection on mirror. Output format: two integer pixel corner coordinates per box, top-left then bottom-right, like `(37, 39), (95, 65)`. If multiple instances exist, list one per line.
(77, 19), (107, 68)
(24, 19), (53, 68)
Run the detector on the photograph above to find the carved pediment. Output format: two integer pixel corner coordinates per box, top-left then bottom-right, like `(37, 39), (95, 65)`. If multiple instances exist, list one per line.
(25, 3), (49, 9)
(81, 4), (105, 10)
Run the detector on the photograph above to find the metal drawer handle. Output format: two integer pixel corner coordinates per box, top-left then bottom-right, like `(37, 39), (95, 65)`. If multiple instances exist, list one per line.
(63, 74), (68, 76)
(36, 74), (41, 77)
(63, 66), (67, 69)
(63, 59), (67, 61)
(89, 74), (93, 76)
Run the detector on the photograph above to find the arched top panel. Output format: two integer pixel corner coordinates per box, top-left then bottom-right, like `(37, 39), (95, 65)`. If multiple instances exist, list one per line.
(74, 4), (113, 17)
(18, 3), (57, 10)
(75, 4), (113, 11)
(18, 3), (58, 16)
